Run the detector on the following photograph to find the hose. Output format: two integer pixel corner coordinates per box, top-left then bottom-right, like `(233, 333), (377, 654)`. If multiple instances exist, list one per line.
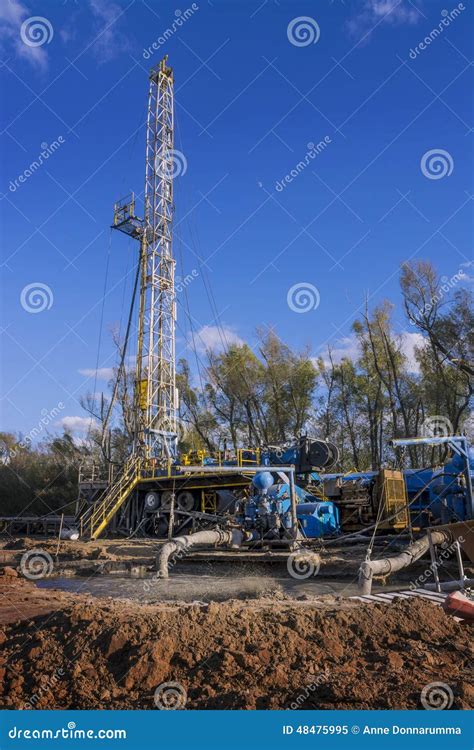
(156, 528), (255, 578)
(358, 529), (453, 594)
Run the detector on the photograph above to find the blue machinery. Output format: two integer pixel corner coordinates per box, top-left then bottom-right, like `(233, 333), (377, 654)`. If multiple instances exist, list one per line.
(391, 435), (474, 521)
(77, 434), (472, 543)
(313, 435), (473, 535)
(236, 471), (340, 541)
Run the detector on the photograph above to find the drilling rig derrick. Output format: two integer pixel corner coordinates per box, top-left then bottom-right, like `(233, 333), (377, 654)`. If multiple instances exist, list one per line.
(112, 56), (177, 463)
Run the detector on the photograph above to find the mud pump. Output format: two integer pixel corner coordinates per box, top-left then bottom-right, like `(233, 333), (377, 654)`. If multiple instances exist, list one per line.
(156, 465), (340, 577)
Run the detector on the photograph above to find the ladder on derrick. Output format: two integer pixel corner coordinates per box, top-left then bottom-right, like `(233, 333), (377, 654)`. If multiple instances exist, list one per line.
(82, 457), (143, 540)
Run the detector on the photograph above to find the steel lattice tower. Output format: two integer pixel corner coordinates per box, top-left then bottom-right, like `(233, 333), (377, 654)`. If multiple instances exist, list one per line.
(112, 56), (178, 461)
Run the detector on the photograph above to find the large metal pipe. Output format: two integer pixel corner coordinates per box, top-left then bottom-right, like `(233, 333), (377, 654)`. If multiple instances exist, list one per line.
(358, 529), (453, 595)
(177, 465), (296, 473)
(156, 528), (255, 579)
(425, 578), (474, 592)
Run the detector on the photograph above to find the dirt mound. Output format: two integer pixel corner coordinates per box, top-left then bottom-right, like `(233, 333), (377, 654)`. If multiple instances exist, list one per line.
(1, 591), (472, 710)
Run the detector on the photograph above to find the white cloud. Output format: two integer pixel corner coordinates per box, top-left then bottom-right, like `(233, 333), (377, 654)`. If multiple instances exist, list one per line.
(347, 0), (422, 38)
(0, 0), (49, 69)
(194, 325), (244, 354)
(316, 336), (361, 368)
(459, 261), (474, 283)
(316, 331), (426, 373)
(88, 0), (131, 62)
(399, 331), (426, 374)
(57, 415), (97, 433)
(79, 367), (114, 380)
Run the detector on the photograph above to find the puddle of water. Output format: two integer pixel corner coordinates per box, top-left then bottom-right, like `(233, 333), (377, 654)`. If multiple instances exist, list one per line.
(37, 573), (366, 603)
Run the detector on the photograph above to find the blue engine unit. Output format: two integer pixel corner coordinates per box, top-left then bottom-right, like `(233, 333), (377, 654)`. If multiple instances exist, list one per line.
(319, 443), (473, 527)
(239, 476), (341, 539)
(296, 501), (340, 538)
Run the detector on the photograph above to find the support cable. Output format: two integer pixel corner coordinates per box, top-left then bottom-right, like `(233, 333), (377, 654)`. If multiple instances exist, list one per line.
(100, 253), (141, 459)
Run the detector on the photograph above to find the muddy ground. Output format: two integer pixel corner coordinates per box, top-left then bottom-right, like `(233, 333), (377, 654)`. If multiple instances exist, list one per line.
(0, 559), (472, 710)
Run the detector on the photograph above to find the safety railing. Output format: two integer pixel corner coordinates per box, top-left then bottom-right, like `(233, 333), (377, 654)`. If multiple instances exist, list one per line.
(86, 456), (143, 539)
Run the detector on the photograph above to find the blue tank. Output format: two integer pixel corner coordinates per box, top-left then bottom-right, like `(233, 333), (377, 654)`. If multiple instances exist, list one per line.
(252, 471), (274, 491)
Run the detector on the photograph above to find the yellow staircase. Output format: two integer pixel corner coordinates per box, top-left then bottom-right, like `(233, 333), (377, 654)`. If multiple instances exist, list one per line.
(85, 456), (143, 540)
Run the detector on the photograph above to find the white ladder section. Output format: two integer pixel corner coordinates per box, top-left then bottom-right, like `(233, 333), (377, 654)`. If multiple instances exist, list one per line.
(350, 587), (446, 605)
(349, 588), (461, 621)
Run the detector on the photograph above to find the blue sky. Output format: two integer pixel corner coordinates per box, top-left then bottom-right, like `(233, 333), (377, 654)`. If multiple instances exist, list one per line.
(0, 0), (472, 439)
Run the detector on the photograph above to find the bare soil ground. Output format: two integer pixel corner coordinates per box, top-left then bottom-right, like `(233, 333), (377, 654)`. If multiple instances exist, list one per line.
(0, 567), (472, 710)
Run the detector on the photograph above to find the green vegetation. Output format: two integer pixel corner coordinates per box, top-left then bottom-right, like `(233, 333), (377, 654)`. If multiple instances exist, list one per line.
(1, 261), (472, 516)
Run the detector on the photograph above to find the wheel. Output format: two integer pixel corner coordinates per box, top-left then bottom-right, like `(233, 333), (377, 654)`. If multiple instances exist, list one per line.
(144, 491), (160, 511)
(176, 491), (195, 511)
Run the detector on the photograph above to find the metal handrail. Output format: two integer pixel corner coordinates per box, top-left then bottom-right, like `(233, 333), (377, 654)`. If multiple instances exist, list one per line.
(89, 457), (142, 530)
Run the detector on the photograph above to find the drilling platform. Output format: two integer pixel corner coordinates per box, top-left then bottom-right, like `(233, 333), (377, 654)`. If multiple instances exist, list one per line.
(76, 57), (338, 543)
(75, 57), (473, 573)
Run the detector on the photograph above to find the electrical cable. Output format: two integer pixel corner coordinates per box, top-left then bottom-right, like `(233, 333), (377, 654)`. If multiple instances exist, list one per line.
(100, 251), (141, 460)
(85, 230), (112, 445)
